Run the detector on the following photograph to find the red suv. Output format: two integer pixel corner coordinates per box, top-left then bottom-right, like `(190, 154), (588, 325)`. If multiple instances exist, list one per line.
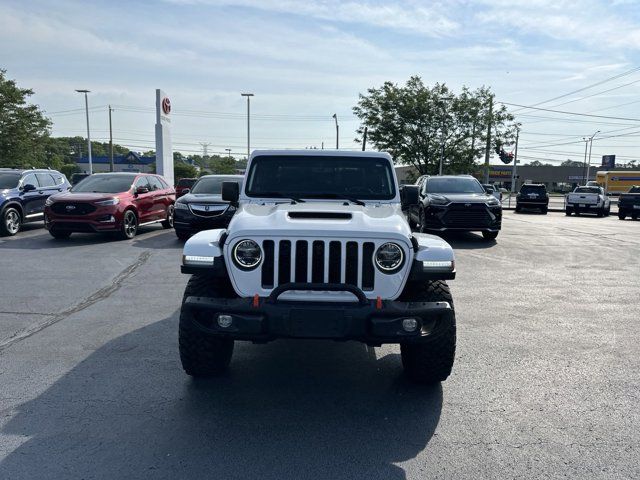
(175, 178), (197, 198)
(44, 173), (175, 239)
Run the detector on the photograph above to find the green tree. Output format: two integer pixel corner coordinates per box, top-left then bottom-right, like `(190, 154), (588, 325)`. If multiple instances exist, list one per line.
(527, 160), (554, 167)
(174, 161), (198, 180)
(0, 69), (52, 167)
(353, 76), (516, 175)
(60, 163), (81, 179)
(561, 159), (583, 167)
(211, 156), (237, 174)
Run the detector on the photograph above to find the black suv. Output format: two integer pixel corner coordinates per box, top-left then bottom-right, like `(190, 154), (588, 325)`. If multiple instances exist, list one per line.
(409, 175), (502, 240)
(174, 174), (243, 240)
(515, 184), (549, 214)
(0, 168), (71, 236)
(618, 185), (640, 220)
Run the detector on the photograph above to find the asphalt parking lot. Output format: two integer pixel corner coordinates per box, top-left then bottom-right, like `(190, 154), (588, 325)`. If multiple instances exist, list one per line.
(0, 212), (638, 479)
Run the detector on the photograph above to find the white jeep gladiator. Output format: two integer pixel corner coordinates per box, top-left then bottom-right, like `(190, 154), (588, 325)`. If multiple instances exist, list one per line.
(179, 150), (456, 383)
(566, 186), (611, 217)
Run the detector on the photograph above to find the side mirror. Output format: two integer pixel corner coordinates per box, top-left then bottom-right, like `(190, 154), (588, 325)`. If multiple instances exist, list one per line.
(22, 183), (37, 193)
(182, 188), (190, 195)
(221, 181), (239, 204)
(136, 186), (149, 195)
(401, 185), (419, 208)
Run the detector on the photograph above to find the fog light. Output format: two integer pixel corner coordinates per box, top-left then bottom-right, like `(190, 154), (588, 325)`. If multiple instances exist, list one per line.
(217, 314), (233, 328)
(402, 318), (419, 332)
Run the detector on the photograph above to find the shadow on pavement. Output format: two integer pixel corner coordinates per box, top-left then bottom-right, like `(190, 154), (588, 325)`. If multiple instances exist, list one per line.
(438, 231), (497, 250)
(0, 315), (443, 480)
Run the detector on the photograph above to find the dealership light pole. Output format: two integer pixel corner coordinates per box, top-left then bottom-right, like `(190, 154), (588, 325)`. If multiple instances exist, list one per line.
(75, 89), (92, 174)
(585, 130), (600, 182)
(108, 105), (114, 172)
(332, 113), (339, 149)
(241, 93), (254, 159)
(582, 137), (590, 184)
(225, 148), (232, 161)
(510, 124), (520, 199)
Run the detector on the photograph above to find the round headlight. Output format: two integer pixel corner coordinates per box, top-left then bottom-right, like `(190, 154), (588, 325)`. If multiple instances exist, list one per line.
(232, 239), (262, 269)
(375, 242), (404, 273)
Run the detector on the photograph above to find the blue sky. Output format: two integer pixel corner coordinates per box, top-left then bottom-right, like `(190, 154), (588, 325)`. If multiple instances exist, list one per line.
(2, 0), (640, 164)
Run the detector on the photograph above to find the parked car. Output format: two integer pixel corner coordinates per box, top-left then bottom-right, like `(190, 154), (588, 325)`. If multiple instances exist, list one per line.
(44, 172), (175, 239)
(70, 173), (91, 185)
(618, 185), (640, 220)
(406, 175), (502, 240)
(174, 174), (244, 240)
(179, 149), (456, 383)
(515, 184), (549, 214)
(0, 168), (71, 236)
(565, 186), (610, 217)
(175, 177), (197, 199)
(482, 184), (502, 202)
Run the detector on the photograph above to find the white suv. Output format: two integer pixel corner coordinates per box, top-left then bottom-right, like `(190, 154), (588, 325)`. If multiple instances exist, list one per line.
(179, 150), (457, 383)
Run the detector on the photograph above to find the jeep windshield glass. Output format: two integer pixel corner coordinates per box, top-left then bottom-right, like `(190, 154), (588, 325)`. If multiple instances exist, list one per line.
(191, 177), (243, 195)
(71, 174), (135, 193)
(426, 177), (485, 194)
(0, 173), (21, 189)
(245, 155), (395, 200)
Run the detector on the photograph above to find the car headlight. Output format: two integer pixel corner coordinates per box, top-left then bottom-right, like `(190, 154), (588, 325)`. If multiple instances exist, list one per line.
(486, 197), (500, 206)
(375, 242), (404, 273)
(428, 195), (449, 206)
(95, 197), (120, 206)
(174, 202), (189, 210)
(232, 239), (262, 270)
(45, 197), (55, 206)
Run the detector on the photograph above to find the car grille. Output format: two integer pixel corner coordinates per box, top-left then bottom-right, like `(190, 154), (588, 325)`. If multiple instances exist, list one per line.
(442, 204), (492, 228)
(50, 202), (97, 215)
(188, 204), (228, 217)
(260, 239), (376, 291)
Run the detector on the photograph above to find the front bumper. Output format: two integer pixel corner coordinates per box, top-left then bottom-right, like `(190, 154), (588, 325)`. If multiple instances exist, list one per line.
(182, 282), (454, 345)
(174, 208), (234, 233)
(44, 206), (122, 232)
(423, 203), (501, 232)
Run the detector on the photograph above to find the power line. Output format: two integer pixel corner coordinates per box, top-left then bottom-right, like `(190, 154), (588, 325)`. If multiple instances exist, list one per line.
(502, 102), (640, 122)
(546, 78), (640, 109)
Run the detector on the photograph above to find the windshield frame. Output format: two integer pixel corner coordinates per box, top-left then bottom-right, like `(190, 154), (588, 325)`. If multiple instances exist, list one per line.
(243, 155), (397, 202)
(70, 174), (137, 194)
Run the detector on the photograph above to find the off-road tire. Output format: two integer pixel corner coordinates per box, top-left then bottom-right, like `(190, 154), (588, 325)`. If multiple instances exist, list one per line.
(161, 204), (174, 229)
(179, 275), (235, 377)
(1, 207), (21, 237)
(49, 229), (71, 239)
(482, 230), (499, 240)
(175, 229), (191, 241)
(399, 280), (456, 384)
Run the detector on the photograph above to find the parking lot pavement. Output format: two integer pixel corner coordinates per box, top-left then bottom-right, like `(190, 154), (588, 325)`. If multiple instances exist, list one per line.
(0, 214), (638, 479)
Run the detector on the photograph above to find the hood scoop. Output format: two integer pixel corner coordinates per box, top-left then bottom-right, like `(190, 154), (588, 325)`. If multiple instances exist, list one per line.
(288, 212), (352, 220)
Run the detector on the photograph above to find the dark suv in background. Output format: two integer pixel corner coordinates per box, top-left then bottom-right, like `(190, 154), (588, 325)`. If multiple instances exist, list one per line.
(0, 168), (71, 236)
(408, 175), (502, 240)
(175, 178), (197, 198)
(174, 174), (243, 240)
(515, 184), (549, 214)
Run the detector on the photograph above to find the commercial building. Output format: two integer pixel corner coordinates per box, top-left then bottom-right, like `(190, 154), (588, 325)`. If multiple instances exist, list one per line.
(76, 152), (155, 173)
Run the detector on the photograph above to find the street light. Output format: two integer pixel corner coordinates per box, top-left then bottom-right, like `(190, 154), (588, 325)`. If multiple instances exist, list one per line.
(75, 89), (92, 174)
(225, 148), (232, 161)
(586, 130), (600, 182)
(332, 113), (339, 149)
(241, 93), (254, 159)
(510, 124), (521, 200)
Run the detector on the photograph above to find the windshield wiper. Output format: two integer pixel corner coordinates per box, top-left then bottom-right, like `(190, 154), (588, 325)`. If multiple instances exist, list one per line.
(253, 192), (306, 203)
(316, 193), (366, 206)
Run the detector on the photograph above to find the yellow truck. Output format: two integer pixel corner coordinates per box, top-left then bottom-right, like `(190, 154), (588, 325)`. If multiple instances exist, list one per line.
(595, 171), (640, 194)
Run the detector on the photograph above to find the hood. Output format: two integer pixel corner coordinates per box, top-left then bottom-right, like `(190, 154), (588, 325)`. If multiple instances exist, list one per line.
(427, 192), (494, 203)
(228, 201), (411, 242)
(178, 193), (226, 204)
(49, 191), (124, 202)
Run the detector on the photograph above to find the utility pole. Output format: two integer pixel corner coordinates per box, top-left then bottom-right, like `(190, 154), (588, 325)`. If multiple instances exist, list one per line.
(321, 141), (324, 150)
(585, 130), (600, 182)
(241, 93), (254, 159)
(225, 148), (232, 160)
(108, 105), (114, 172)
(510, 125), (520, 195)
(582, 137), (589, 184)
(75, 89), (92, 174)
(332, 114), (339, 149)
(483, 96), (493, 184)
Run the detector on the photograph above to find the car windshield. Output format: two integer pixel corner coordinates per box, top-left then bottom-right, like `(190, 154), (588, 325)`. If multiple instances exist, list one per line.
(245, 155), (395, 200)
(521, 185), (545, 193)
(574, 187), (600, 194)
(426, 177), (485, 194)
(629, 186), (640, 193)
(177, 178), (196, 187)
(191, 177), (243, 194)
(71, 174), (135, 193)
(0, 173), (21, 189)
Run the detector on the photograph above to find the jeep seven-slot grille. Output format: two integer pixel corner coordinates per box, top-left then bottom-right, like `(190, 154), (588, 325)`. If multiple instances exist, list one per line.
(261, 239), (376, 291)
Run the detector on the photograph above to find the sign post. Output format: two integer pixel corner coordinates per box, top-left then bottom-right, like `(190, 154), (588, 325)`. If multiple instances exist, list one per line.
(155, 89), (174, 185)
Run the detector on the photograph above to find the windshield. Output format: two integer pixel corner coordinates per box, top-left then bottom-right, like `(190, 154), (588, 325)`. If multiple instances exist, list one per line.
(574, 187), (600, 194)
(245, 155), (395, 200)
(426, 177), (485, 194)
(191, 177), (243, 194)
(71, 174), (135, 193)
(177, 178), (196, 187)
(629, 186), (640, 193)
(521, 185), (545, 193)
(0, 173), (21, 189)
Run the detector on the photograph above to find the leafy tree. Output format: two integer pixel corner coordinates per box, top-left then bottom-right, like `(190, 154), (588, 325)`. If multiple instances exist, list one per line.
(174, 161), (198, 180)
(0, 69), (52, 167)
(211, 156), (237, 174)
(60, 163), (81, 179)
(527, 160), (554, 167)
(353, 76), (516, 175)
(561, 159), (584, 167)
